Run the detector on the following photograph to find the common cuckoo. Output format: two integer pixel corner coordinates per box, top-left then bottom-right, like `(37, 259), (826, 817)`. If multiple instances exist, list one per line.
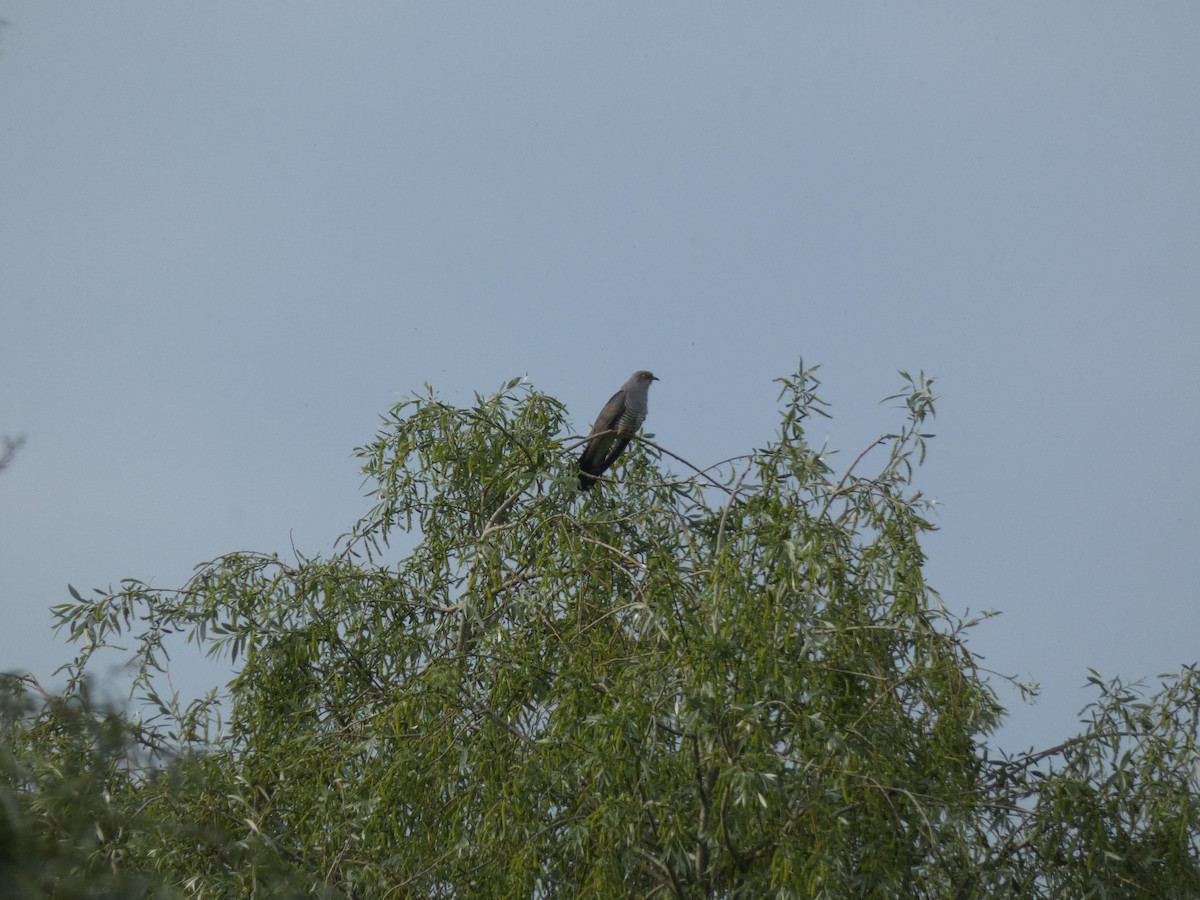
(578, 370), (658, 490)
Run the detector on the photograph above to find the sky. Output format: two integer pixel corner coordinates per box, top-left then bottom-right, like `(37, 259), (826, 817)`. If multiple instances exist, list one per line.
(1, 3), (1197, 754)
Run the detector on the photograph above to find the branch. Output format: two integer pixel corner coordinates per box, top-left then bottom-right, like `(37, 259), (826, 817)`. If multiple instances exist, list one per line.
(817, 435), (887, 521)
(985, 729), (1142, 782)
(636, 436), (753, 496)
(714, 461), (753, 557)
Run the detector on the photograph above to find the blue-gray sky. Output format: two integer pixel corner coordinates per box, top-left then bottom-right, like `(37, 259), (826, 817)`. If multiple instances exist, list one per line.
(2, 3), (1197, 752)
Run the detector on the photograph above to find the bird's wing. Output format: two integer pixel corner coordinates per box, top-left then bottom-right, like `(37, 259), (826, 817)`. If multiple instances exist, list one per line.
(579, 389), (628, 479)
(588, 389), (626, 436)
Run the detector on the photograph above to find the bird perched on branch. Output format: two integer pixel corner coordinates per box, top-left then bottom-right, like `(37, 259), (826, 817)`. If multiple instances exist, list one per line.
(578, 370), (658, 490)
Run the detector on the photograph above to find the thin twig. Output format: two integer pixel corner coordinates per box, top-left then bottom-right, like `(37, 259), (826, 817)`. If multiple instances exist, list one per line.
(817, 435), (887, 521)
(715, 461), (753, 557)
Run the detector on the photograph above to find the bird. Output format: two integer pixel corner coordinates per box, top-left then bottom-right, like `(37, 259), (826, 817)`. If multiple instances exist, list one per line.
(578, 370), (658, 490)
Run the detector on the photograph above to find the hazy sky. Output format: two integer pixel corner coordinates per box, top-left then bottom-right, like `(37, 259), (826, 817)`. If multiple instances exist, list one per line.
(2, 3), (1197, 753)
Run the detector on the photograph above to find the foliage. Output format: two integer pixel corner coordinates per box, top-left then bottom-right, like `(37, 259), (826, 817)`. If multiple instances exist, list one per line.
(2, 365), (1198, 897)
(0, 677), (174, 899)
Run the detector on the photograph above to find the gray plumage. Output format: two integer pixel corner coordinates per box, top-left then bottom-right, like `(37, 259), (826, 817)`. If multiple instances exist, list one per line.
(578, 370), (658, 490)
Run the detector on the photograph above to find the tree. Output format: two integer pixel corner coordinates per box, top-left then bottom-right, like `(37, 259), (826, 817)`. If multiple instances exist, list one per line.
(3, 364), (1198, 896)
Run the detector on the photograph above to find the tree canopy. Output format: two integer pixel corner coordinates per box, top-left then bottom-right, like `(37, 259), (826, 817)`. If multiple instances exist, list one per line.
(3, 365), (1198, 897)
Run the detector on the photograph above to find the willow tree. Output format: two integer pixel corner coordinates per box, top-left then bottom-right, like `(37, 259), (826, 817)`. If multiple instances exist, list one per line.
(11, 364), (1199, 897)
